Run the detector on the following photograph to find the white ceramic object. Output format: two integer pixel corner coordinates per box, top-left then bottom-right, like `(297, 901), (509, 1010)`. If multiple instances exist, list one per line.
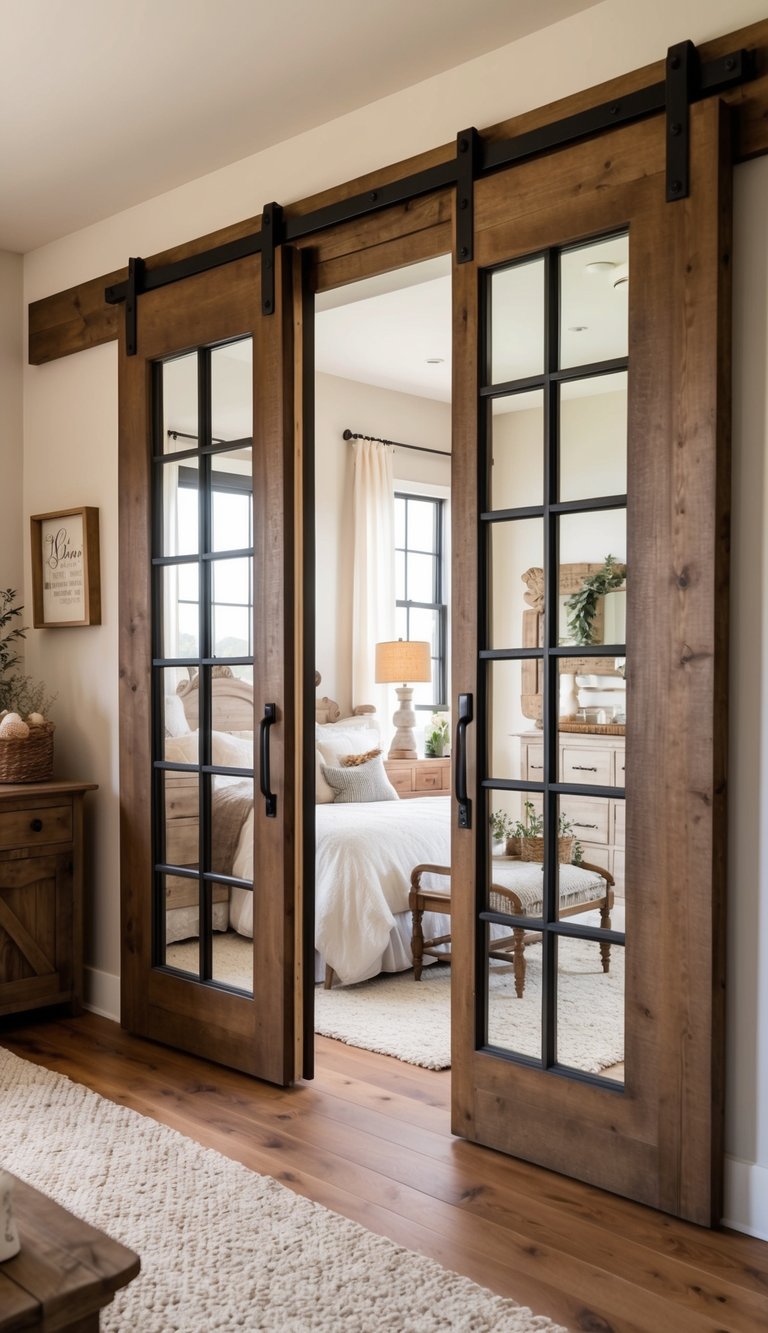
(559, 673), (579, 718)
(0, 1171), (20, 1262)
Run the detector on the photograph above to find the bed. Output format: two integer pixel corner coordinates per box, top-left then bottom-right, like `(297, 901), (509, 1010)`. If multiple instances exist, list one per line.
(163, 670), (452, 984)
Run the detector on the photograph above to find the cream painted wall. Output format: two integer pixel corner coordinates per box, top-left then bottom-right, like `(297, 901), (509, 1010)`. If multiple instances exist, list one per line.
(15, 0), (768, 1232)
(0, 252), (23, 593)
(314, 371), (450, 713)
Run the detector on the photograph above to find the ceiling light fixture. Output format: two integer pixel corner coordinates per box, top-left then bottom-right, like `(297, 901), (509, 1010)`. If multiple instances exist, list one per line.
(585, 260), (618, 274)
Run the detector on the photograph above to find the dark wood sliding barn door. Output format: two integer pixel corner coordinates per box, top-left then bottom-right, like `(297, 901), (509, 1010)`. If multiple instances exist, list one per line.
(450, 98), (731, 1224)
(119, 250), (307, 1085)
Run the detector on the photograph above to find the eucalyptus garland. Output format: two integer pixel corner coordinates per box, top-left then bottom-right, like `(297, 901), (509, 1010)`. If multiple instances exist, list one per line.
(564, 555), (626, 646)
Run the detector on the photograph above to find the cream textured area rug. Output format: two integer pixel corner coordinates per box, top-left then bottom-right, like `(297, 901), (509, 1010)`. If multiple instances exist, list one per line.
(0, 1047), (564, 1333)
(314, 938), (625, 1073)
(169, 928), (625, 1074)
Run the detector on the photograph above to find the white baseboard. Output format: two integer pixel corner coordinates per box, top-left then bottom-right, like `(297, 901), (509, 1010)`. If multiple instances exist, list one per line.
(723, 1155), (768, 1240)
(83, 966), (120, 1023)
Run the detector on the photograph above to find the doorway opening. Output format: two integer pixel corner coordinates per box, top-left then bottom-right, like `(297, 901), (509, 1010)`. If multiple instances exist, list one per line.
(311, 255), (454, 1077)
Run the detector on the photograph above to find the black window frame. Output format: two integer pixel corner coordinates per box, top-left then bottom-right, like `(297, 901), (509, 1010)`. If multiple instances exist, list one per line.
(394, 489), (448, 711)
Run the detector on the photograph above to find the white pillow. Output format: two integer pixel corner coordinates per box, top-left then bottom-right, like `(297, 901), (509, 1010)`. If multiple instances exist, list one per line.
(165, 731), (199, 764)
(211, 731), (254, 769)
(316, 725), (380, 766)
(165, 694), (191, 738)
(315, 725), (380, 804)
(164, 730), (253, 770)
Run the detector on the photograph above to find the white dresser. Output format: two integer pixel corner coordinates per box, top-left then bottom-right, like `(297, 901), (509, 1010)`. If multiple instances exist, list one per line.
(519, 730), (625, 894)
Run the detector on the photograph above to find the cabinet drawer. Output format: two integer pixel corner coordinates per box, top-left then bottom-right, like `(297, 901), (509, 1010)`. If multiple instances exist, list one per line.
(559, 795), (610, 844)
(0, 805), (73, 852)
(613, 801), (626, 845)
(561, 746), (612, 787)
(385, 767), (414, 795)
(415, 766), (443, 792)
(614, 750), (626, 786)
(524, 746), (544, 780)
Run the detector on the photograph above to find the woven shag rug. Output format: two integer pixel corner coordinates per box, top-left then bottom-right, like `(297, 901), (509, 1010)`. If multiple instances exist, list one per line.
(0, 1046), (565, 1332)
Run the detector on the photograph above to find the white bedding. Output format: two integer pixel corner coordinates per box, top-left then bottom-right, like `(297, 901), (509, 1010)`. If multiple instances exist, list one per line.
(228, 796), (451, 984)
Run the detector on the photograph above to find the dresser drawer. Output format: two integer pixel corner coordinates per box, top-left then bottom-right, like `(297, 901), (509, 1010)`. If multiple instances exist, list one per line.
(614, 750), (626, 786)
(385, 766), (415, 796)
(0, 804), (73, 852)
(524, 745), (544, 780)
(561, 746), (612, 787)
(559, 796), (610, 844)
(415, 765), (444, 792)
(613, 800), (626, 845)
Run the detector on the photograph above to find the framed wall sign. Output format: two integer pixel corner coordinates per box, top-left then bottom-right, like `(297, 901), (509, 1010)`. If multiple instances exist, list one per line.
(30, 507), (102, 628)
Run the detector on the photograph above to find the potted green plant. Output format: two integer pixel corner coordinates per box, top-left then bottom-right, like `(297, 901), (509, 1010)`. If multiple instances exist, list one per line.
(424, 712), (450, 758)
(489, 808), (514, 853)
(0, 589), (56, 783)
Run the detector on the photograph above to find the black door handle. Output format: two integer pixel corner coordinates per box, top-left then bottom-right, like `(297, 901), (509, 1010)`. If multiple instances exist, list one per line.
(259, 703), (277, 818)
(455, 692), (473, 829)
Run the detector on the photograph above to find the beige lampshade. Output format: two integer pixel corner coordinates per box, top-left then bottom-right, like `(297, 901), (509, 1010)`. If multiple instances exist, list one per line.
(375, 639), (431, 685)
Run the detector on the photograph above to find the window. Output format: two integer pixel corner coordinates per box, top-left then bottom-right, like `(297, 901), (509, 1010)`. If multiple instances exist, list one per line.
(177, 466), (253, 659)
(394, 492), (447, 710)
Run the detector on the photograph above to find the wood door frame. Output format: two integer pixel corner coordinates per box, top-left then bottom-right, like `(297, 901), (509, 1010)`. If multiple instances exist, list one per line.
(119, 250), (301, 1085)
(451, 98), (730, 1225)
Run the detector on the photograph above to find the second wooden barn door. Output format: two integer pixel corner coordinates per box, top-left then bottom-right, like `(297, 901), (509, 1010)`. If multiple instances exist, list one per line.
(450, 98), (730, 1224)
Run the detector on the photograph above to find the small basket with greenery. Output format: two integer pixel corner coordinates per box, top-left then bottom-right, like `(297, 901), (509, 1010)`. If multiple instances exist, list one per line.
(496, 800), (582, 864)
(0, 590), (56, 783)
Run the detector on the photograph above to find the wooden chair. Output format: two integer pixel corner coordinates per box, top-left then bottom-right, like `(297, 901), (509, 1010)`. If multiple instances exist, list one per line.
(409, 858), (614, 998)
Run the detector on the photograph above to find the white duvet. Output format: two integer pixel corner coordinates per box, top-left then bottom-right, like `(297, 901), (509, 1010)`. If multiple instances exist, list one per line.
(228, 796), (451, 984)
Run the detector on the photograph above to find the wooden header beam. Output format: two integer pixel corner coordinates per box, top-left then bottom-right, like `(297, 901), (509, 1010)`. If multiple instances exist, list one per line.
(28, 17), (768, 367)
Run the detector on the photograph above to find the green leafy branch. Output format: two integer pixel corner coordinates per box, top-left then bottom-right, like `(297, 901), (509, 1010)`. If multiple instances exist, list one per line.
(563, 555), (626, 646)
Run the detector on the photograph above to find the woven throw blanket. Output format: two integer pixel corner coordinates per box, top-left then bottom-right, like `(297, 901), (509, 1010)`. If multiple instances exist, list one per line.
(212, 779), (253, 877)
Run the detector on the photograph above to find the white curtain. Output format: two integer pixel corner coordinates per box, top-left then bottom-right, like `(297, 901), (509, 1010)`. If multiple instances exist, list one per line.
(351, 440), (395, 726)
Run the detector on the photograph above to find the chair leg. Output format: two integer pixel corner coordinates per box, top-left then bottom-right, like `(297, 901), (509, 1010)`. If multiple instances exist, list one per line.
(324, 964), (335, 990)
(512, 928), (526, 999)
(599, 903), (612, 974)
(412, 904), (425, 981)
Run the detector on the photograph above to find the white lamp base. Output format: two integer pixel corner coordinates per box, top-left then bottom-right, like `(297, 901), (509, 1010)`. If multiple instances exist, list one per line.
(388, 685), (418, 759)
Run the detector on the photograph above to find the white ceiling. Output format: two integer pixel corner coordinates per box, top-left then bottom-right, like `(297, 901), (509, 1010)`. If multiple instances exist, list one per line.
(315, 236), (629, 400)
(0, 0), (597, 253)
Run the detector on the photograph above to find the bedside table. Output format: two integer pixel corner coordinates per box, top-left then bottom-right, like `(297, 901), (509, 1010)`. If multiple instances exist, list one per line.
(384, 756), (451, 799)
(0, 780), (97, 1017)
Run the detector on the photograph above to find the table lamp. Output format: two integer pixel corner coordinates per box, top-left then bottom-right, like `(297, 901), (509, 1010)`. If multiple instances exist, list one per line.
(375, 639), (432, 759)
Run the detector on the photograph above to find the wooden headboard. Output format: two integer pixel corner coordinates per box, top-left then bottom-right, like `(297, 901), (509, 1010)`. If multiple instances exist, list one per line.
(176, 668), (375, 732)
(177, 667), (254, 733)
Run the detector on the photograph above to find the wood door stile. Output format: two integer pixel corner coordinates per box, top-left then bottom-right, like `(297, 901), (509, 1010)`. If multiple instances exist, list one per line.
(27, 17), (768, 367)
(119, 253), (300, 1085)
(451, 99), (730, 1224)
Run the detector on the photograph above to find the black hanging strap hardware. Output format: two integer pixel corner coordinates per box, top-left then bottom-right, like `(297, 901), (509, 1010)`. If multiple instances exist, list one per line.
(665, 40), (699, 202)
(125, 257), (145, 356)
(261, 202), (283, 316)
(455, 128), (480, 265)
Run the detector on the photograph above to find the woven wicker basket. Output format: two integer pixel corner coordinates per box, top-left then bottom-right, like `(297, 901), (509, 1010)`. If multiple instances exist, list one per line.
(520, 834), (575, 864)
(0, 722), (55, 783)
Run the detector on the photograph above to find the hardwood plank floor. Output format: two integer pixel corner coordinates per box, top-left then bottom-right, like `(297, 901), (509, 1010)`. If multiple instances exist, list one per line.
(2, 1012), (767, 1332)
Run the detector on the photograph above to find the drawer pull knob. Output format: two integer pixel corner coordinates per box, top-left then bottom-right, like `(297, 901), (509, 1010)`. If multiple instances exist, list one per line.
(574, 821), (598, 829)
(30, 818), (43, 832)
(530, 764), (543, 771)
(572, 765), (598, 772)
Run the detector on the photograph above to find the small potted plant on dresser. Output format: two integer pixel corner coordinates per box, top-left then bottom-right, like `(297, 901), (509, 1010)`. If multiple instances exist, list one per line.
(0, 589), (56, 783)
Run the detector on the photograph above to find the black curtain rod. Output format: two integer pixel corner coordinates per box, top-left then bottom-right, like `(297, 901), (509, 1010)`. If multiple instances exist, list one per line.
(343, 429), (451, 459)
